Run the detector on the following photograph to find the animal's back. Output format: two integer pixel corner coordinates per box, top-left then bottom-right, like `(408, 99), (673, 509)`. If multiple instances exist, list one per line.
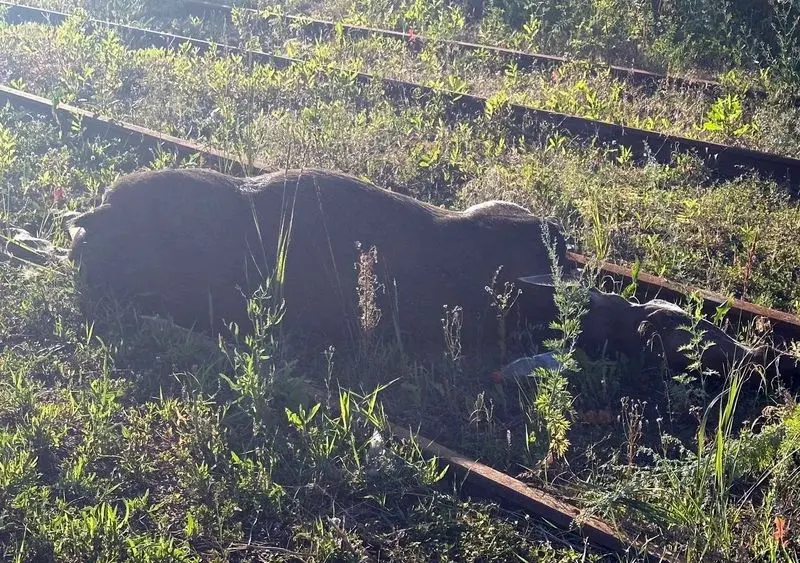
(238, 169), (448, 341)
(103, 167), (245, 209)
(239, 169), (564, 348)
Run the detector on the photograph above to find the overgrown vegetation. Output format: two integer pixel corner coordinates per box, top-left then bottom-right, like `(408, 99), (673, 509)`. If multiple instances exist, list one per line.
(16, 1), (800, 155)
(2, 0), (800, 560)
(222, 0), (800, 84)
(22, 0), (800, 84)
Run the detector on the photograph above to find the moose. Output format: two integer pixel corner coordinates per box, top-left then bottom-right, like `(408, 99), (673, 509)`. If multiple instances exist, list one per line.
(67, 167), (779, 377)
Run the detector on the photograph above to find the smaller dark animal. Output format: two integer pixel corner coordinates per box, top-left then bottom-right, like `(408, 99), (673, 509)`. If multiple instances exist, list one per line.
(520, 275), (796, 378)
(582, 290), (764, 374)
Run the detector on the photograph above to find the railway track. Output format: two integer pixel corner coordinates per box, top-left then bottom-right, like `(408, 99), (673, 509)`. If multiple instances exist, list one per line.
(1, 81), (681, 560)
(3, 1), (800, 191)
(182, 0), (729, 97)
(0, 85), (266, 176)
(185, 0), (800, 111)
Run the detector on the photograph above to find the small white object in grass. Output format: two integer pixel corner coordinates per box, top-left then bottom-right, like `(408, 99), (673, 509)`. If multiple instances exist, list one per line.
(492, 352), (560, 383)
(368, 428), (385, 457)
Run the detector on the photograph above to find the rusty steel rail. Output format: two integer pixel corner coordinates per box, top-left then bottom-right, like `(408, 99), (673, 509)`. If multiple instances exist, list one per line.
(184, 0), (726, 96)
(297, 381), (673, 560)
(3, 2), (800, 191)
(0, 84), (270, 175)
(389, 425), (674, 561)
(186, 0), (800, 110)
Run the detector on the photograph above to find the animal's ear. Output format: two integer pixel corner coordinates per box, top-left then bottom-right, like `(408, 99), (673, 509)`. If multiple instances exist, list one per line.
(70, 204), (112, 230)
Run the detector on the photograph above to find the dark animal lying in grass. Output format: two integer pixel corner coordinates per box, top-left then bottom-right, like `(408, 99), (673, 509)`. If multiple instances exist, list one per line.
(68, 167), (565, 354)
(68, 167), (793, 378)
(580, 290), (773, 375)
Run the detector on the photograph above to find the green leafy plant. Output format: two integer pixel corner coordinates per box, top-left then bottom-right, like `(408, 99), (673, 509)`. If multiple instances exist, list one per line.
(522, 224), (589, 467)
(700, 94), (756, 138)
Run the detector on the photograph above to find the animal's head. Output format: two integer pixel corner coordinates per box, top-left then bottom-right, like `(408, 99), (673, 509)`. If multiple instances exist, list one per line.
(69, 168), (251, 306)
(68, 197), (156, 299)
